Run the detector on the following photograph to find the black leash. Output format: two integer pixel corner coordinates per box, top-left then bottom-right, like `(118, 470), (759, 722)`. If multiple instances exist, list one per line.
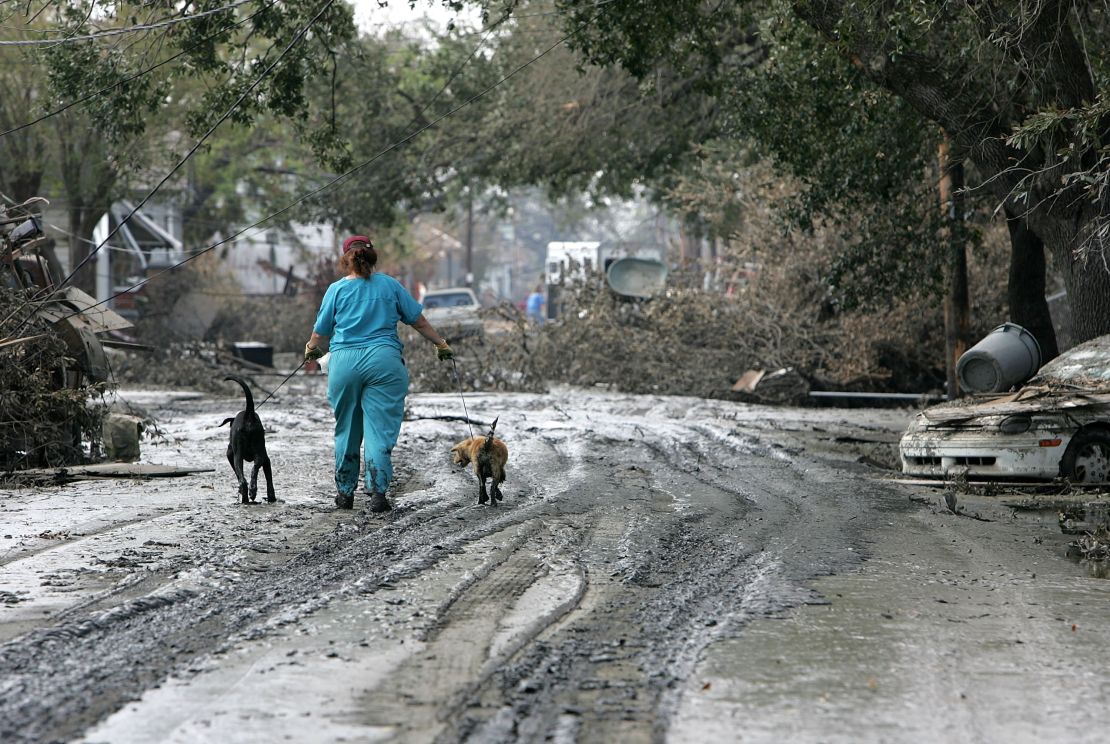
(450, 357), (475, 438)
(256, 359), (307, 409)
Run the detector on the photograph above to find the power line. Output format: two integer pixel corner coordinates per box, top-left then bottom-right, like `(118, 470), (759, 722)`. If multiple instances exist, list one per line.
(71, 8), (506, 286)
(48, 28), (581, 326)
(16, 8), (504, 305)
(52, 0), (337, 295)
(0, 0), (277, 140)
(0, 0), (577, 142)
(0, 0), (254, 46)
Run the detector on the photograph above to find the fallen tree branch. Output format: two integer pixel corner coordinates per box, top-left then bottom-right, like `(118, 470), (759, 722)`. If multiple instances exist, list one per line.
(0, 333), (45, 349)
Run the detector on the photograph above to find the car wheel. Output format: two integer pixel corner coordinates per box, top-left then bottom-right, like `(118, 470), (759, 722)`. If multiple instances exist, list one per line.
(1061, 429), (1110, 483)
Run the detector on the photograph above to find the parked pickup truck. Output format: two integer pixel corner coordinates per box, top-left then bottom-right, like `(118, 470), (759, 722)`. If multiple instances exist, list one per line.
(421, 287), (483, 338)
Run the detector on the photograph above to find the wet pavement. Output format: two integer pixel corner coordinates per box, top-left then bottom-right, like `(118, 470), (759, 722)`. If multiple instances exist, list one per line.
(1, 379), (1108, 742)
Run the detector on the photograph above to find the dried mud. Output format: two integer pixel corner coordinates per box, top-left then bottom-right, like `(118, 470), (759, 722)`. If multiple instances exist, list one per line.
(0, 382), (1107, 743)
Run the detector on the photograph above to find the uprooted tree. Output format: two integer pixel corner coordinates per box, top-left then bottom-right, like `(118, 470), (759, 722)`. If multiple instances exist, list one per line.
(550, 0), (1110, 345)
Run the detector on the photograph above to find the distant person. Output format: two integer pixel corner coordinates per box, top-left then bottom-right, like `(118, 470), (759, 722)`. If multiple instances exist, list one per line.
(526, 286), (545, 324)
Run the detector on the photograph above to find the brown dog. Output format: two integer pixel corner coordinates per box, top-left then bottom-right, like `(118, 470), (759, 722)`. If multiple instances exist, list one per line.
(451, 418), (508, 505)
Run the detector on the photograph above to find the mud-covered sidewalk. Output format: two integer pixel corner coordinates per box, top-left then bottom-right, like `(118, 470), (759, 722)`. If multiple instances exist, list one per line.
(1, 380), (1108, 743)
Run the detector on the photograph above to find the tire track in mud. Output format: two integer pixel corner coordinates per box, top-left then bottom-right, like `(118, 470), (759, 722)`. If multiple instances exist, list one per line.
(424, 418), (886, 742)
(0, 394), (903, 743)
(363, 546), (545, 737)
(0, 513), (168, 570)
(441, 442), (765, 741)
(0, 434), (590, 744)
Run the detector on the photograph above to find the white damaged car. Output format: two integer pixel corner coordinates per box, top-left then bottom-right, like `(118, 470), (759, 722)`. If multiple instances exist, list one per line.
(900, 334), (1110, 482)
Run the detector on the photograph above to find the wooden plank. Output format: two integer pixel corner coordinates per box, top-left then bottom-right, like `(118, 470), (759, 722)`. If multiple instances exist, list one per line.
(5, 463), (214, 484)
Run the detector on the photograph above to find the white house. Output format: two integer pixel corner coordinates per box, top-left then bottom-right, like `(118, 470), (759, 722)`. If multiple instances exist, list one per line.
(90, 200), (187, 318)
(221, 221), (338, 295)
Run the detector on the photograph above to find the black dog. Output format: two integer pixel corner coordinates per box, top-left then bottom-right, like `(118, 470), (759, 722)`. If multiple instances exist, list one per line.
(219, 375), (275, 504)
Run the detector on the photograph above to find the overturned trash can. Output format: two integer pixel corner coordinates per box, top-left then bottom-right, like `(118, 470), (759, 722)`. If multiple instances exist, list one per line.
(605, 257), (668, 299)
(232, 341), (273, 368)
(957, 322), (1042, 393)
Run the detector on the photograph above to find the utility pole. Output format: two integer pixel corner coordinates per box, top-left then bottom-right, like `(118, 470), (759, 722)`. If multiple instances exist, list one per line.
(465, 183), (474, 288)
(939, 134), (971, 400)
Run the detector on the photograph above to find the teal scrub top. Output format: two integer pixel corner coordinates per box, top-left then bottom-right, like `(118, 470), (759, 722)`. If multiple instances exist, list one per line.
(313, 273), (424, 352)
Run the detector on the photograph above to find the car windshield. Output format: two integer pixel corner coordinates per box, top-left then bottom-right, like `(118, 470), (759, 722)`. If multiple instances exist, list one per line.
(423, 292), (476, 309)
(1032, 335), (1110, 386)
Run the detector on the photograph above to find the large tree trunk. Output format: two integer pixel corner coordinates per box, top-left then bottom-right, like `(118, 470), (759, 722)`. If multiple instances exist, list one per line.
(1028, 208), (1110, 346)
(794, 0), (1110, 345)
(1004, 208), (1058, 360)
(55, 115), (116, 295)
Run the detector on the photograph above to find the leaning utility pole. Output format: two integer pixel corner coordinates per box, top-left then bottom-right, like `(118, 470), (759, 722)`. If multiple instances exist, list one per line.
(939, 134), (971, 400)
(465, 184), (474, 288)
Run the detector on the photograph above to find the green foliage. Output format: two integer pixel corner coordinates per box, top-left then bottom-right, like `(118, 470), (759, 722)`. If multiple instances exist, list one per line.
(37, 1), (357, 148)
(711, 17), (952, 306)
(726, 19), (930, 217)
(555, 0), (743, 77)
(1007, 95), (1110, 230)
(40, 42), (161, 145)
(296, 29), (506, 229)
(451, 4), (950, 306)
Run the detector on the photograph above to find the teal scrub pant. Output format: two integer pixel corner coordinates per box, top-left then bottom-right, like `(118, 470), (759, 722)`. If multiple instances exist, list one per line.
(326, 345), (409, 497)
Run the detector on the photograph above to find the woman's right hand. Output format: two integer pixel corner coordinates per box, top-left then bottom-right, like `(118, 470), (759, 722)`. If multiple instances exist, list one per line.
(436, 340), (454, 361)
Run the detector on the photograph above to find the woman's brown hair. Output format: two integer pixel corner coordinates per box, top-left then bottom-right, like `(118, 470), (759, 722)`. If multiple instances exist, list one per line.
(340, 244), (378, 277)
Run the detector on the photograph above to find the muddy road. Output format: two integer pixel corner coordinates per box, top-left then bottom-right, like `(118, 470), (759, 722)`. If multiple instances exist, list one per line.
(2, 380), (1109, 743)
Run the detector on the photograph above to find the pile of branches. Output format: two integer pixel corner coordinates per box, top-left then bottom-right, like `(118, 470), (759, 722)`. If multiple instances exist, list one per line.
(401, 303), (547, 394)
(110, 341), (264, 394)
(0, 286), (108, 469)
(402, 267), (952, 401)
(205, 295), (320, 352)
(528, 271), (841, 399)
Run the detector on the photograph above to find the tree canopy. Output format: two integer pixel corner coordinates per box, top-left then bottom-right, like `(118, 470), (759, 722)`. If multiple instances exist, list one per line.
(551, 0), (1110, 342)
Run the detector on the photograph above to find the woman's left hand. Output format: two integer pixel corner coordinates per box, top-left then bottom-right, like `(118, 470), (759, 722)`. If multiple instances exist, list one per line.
(305, 342), (325, 362)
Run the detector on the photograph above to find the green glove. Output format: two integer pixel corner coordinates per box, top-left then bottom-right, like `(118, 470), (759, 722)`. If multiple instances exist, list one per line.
(436, 341), (454, 361)
(304, 343), (324, 362)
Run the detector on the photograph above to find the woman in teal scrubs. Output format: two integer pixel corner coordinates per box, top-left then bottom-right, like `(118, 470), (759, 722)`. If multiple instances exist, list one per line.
(304, 235), (453, 512)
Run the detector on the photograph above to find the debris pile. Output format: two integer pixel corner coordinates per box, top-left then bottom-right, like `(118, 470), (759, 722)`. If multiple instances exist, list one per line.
(205, 295), (320, 352)
(526, 272), (841, 399)
(401, 265), (970, 401)
(0, 286), (108, 469)
(401, 303), (547, 394)
(110, 341), (264, 394)
(121, 261), (323, 353)
(1067, 527), (1110, 562)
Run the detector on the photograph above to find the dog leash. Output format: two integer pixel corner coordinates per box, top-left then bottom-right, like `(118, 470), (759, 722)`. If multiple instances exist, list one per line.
(450, 358), (475, 438)
(256, 359), (307, 409)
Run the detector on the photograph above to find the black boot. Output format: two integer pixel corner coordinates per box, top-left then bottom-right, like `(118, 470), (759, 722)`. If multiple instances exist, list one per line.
(335, 491), (354, 509)
(367, 491), (392, 513)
